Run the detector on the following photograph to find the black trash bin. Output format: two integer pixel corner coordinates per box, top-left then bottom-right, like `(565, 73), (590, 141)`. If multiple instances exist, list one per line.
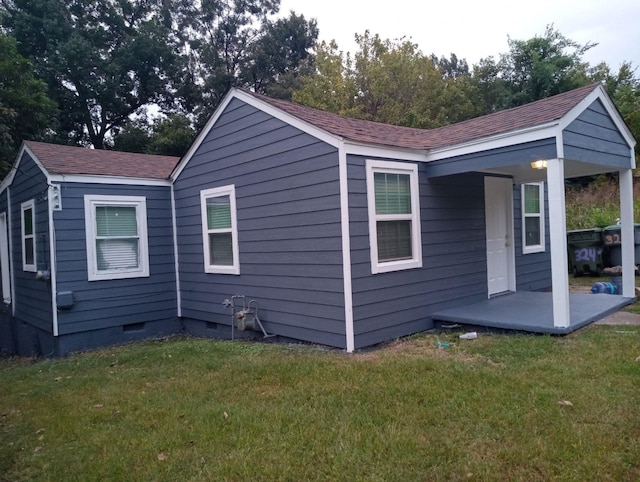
(603, 223), (640, 268)
(567, 228), (604, 276)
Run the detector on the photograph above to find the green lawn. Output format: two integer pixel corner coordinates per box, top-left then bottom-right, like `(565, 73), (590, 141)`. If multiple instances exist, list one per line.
(1, 330), (639, 481)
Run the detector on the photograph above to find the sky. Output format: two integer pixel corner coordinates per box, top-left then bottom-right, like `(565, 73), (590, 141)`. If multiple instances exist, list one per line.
(278, 0), (640, 71)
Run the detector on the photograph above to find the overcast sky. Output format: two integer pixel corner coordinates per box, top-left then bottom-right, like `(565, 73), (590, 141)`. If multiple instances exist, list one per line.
(278, 0), (639, 71)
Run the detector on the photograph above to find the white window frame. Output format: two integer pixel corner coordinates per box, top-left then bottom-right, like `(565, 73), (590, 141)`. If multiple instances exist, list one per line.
(21, 199), (36, 272)
(521, 182), (545, 254)
(200, 185), (240, 275)
(84, 195), (150, 281)
(366, 159), (422, 274)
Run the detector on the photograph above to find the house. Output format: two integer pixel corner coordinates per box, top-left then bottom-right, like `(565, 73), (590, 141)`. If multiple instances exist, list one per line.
(0, 83), (636, 356)
(0, 143), (181, 356)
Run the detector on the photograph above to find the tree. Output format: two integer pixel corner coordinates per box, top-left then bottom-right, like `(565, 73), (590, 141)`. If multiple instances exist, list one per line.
(0, 32), (56, 174)
(294, 32), (479, 128)
(476, 25), (595, 110)
(4, 0), (180, 148)
(293, 40), (356, 115)
(241, 11), (319, 100)
(113, 114), (195, 157)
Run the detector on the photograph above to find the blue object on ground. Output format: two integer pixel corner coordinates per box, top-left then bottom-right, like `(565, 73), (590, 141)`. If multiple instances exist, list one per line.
(591, 282), (617, 294)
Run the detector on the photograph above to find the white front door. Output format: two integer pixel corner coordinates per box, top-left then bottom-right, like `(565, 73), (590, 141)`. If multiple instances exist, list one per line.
(485, 177), (514, 296)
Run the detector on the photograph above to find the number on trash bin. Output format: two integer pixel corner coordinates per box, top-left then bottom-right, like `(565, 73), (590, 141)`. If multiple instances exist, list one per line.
(575, 248), (596, 262)
(605, 233), (621, 245)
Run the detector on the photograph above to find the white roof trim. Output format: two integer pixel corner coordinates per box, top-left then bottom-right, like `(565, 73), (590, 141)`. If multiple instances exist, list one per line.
(171, 88), (344, 181)
(343, 142), (427, 161)
(426, 123), (562, 162)
(48, 174), (171, 186)
(0, 143), (51, 194)
(558, 84), (636, 148)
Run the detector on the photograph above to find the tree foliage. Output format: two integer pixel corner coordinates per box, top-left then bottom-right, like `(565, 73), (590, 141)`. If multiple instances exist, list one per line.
(0, 31), (56, 174)
(4, 0), (179, 149)
(295, 32), (480, 128)
(2, 0), (318, 152)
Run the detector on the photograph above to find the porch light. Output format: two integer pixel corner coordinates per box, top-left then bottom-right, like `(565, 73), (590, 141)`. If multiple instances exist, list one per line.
(530, 160), (548, 169)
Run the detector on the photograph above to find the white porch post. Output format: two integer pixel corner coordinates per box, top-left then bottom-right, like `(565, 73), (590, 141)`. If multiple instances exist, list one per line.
(619, 169), (635, 298)
(547, 158), (570, 328)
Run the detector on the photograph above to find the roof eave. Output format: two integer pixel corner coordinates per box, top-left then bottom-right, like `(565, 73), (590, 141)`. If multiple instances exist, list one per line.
(425, 122), (562, 162)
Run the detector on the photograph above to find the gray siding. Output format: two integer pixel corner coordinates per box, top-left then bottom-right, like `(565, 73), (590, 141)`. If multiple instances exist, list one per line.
(424, 139), (558, 178)
(563, 99), (632, 167)
(174, 98), (346, 348)
(349, 155), (488, 348)
(513, 184), (552, 291)
(54, 183), (177, 335)
(8, 152), (52, 333)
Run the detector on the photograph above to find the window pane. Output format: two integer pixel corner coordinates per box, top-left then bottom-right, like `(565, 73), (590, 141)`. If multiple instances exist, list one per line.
(207, 197), (231, 230)
(97, 239), (139, 270)
(525, 217), (541, 246)
(374, 173), (411, 215)
(377, 220), (412, 262)
(524, 185), (540, 214)
(23, 208), (33, 235)
(209, 232), (233, 266)
(96, 206), (137, 236)
(24, 238), (34, 265)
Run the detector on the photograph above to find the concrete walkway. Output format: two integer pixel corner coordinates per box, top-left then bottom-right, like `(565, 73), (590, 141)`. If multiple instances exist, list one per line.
(594, 310), (640, 325)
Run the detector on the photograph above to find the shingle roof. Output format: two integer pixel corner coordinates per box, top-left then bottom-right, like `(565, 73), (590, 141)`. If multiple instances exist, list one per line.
(24, 141), (180, 179)
(246, 83), (601, 150)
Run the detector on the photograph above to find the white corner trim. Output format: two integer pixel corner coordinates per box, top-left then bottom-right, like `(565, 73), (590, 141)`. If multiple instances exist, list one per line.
(7, 189), (15, 316)
(48, 184), (59, 336)
(338, 141), (355, 353)
(170, 186), (182, 317)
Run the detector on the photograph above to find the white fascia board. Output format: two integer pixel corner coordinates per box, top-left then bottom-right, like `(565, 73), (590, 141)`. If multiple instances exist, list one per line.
(48, 174), (171, 187)
(558, 84), (637, 149)
(171, 88), (344, 181)
(426, 123), (562, 162)
(343, 142), (427, 162)
(0, 143), (51, 194)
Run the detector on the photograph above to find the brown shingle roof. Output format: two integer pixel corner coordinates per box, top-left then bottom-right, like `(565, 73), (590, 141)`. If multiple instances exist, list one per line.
(24, 141), (180, 179)
(246, 83), (601, 150)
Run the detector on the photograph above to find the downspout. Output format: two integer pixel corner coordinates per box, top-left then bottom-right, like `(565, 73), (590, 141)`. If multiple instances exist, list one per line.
(338, 141), (354, 352)
(47, 184), (59, 337)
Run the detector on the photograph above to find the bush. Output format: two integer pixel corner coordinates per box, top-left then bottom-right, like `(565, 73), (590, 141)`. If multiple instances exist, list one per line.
(565, 177), (640, 230)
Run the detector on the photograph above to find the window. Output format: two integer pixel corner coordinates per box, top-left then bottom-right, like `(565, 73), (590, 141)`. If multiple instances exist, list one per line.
(84, 195), (149, 281)
(522, 182), (545, 254)
(21, 200), (36, 272)
(366, 160), (422, 274)
(201, 185), (239, 275)
(0, 212), (11, 303)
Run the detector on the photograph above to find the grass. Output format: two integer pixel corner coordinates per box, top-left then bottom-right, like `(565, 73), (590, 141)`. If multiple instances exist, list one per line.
(1, 332), (639, 481)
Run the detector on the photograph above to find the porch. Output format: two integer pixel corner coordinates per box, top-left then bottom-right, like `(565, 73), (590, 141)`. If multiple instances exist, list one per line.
(432, 291), (635, 334)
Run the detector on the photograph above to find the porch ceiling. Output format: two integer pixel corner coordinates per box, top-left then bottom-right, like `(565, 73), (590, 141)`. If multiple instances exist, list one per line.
(480, 158), (626, 183)
(432, 291), (634, 334)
